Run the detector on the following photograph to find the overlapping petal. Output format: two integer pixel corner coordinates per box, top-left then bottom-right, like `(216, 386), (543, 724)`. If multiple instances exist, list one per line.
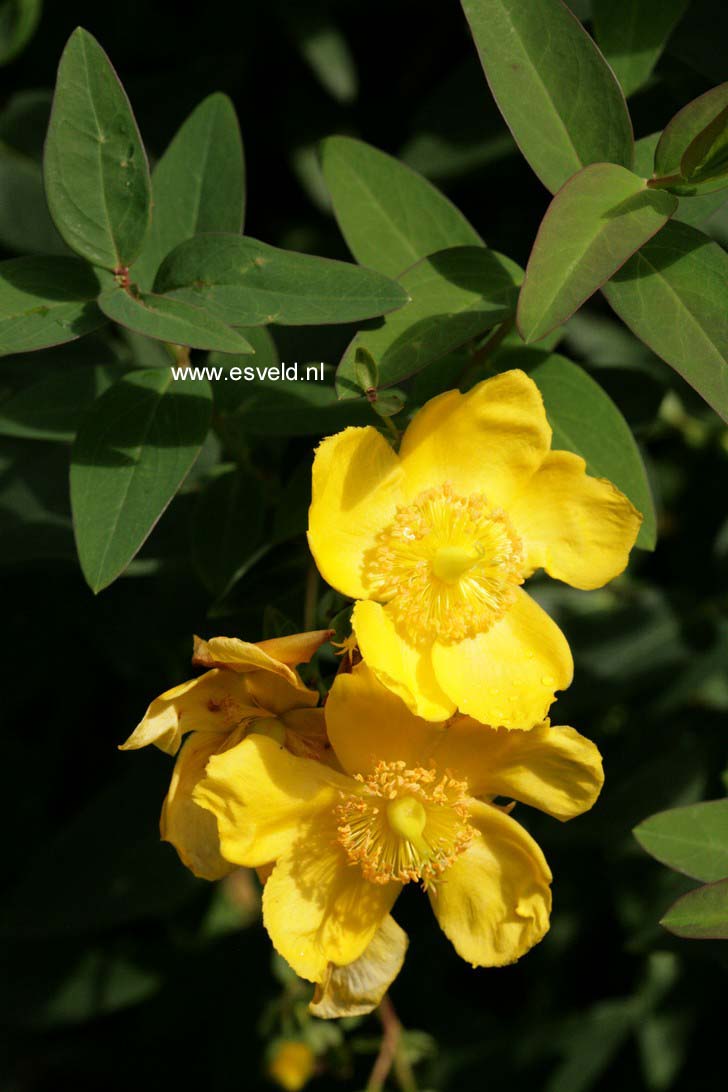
(193, 734), (350, 867)
(263, 819), (400, 982)
(161, 730), (238, 880)
(119, 670), (263, 755)
(398, 369), (551, 504)
(325, 662), (443, 776)
(308, 426), (405, 599)
(508, 450), (642, 589)
(431, 588), (573, 728)
(429, 719), (604, 820)
(309, 915), (409, 1018)
(352, 600), (455, 722)
(429, 800), (552, 967)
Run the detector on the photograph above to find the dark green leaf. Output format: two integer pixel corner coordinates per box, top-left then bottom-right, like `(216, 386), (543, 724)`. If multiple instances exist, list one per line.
(0, 144), (67, 254)
(154, 233), (409, 326)
(602, 221), (728, 422)
(660, 878), (728, 939)
(654, 82), (728, 194)
(461, 0), (633, 194)
(680, 104), (728, 190)
(218, 364), (372, 435)
(633, 133), (727, 227)
(337, 246), (520, 398)
(191, 466), (265, 597)
(634, 799), (728, 882)
(70, 368), (212, 591)
(207, 326), (278, 413)
(0, 365), (121, 441)
(97, 287), (253, 353)
(592, 0), (688, 98)
(518, 164), (677, 343)
(0, 256), (107, 355)
(0, 0), (41, 65)
(320, 135), (484, 276)
(132, 94), (245, 290)
(43, 28), (151, 269)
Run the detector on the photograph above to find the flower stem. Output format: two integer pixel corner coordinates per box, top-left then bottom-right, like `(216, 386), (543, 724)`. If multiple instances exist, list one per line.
(366, 994), (417, 1092)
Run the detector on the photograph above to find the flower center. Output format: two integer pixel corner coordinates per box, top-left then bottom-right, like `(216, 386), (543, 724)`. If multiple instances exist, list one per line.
(364, 483), (525, 644)
(335, 760), (474, 887)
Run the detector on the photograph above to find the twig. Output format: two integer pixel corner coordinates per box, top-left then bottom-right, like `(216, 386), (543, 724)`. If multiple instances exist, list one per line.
(457, 316), (515, 387)
(366, 994), (417, 1092)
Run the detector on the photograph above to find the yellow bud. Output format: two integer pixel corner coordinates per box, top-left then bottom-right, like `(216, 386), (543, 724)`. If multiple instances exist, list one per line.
(268, 1041), (316, 1092)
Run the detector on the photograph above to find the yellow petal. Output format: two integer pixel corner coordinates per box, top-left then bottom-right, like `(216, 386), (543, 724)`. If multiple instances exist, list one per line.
(161, 731), (237, 881)
(193, 630), (329, 683)
(326, 662), (444, 776)
(431, 588), (573, 729)
(307, 426), (404, 599)
(399, 370), (551, 505)
(352, 600), (455, 722)
(279, 707), (337, 765)
(119, 670), (262, 755)
(429, 800), (551, 967)
(245, 670), (319, 716)
(267, 1041), (316, 1092)
(508, 450), (642, 590)
(193, 733), (350, 868)
(429, 719), (604, 820)
(263, 818), (400, 982)
(310, 915), (408, 1019)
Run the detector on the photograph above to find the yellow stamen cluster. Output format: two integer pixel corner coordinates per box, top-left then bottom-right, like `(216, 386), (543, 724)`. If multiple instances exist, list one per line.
(364, 483), (525, 644)
(335, 759), (474, 887)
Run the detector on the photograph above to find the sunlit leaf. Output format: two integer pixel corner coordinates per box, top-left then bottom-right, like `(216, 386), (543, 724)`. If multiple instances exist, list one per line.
(634, 799), (728, 882)
(43, 28), (151, 269)
(320, 135), (484, 276)
(518, 164), (676, 343)
(461, 0), (633, 194)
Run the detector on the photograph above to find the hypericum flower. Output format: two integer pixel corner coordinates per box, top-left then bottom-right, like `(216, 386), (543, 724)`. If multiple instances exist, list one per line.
(120, 629), (332, 880)
(307, 369), (642, 727)
(193, 662), (604, 987)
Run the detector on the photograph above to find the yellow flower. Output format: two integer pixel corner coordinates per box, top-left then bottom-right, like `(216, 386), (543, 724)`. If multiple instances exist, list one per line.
(193, 662), (604, 985)
(120, 629), (332, 880)
(267, 1040), (316, 1092)
(307, 369), (641, 727)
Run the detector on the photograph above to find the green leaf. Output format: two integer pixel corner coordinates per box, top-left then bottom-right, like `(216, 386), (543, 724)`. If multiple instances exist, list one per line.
(499, 350), (656, 549)
(633, 133), (727, 227)
(680, 104), (728, 191)
(660, 878), (728, 939)
(294, 22), (357, 104)
(207, 326), (277, 413)
(70, 368), (212, 592)
(191, 466), (265, 597)
(518, 164), (677, 344)
(154, 233), (409, 326)
(0, 256), (107, 356)
(0, 143), (67, 254)
(337, 246), (521, 398)
(0, 365), (120, 441)
(654, 82), (728, 194)
(97, 287), (253, 353)
(461, 0), (633, 194)
(592, 0), (688, 98)
(602, 221), (728, 422)
(0, 0), (41, 65)
(132, 94), (245, 290)
(634, 799), (728, 882)
(217, 364), (372, 435)
(319, 135), (484, 276)
(43, 28), (151, 270)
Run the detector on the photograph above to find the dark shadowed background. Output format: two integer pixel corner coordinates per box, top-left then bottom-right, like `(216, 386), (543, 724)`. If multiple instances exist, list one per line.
(1, 1), (727, 1089)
